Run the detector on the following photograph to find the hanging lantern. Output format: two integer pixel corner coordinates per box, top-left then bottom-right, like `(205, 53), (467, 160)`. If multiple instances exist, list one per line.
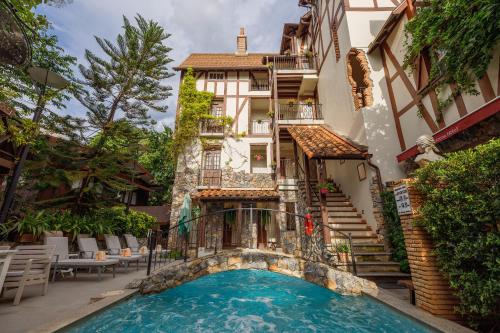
(304, 212), (313, 236)
(0, 1), (32, 67)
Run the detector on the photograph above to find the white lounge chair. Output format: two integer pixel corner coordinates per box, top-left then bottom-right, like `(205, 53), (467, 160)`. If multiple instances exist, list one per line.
(2, 245), (55, 305)
(79, 237), (141, 272)
(45, 237), (119, 281)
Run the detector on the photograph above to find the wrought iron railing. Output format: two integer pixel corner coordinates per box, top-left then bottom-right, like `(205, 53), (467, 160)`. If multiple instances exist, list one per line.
(250, 79), (270, 91)
(200, 119), (224, 135)
(277, 103), (323, 120)
(145, 208), (357, 276)
(198, 169), (222, 187)
(250, 120), (271, 134)
(270, 55), (316, 71)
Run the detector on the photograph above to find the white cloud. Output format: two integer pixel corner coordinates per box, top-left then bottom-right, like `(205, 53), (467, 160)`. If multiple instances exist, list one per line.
(37, 0), (306, 129)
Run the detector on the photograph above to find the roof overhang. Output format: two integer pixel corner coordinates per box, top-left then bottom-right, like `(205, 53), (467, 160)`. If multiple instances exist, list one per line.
(288, 125), (370, 160)
(397, 97), (500, 162)
(192, 189), (280, 201)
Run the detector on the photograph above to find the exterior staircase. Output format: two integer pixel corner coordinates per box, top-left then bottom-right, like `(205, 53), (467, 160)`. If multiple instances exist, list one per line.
(299, 180), (410, 284)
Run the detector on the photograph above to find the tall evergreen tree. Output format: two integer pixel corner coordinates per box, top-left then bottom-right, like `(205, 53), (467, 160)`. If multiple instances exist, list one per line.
(73, 14), (174, 212)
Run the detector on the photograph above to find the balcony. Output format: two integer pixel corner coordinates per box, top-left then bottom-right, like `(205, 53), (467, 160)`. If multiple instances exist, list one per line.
(270, 55), (315, 71)
(250, 79), (270, 91)
(277, 103), (323, 124)
(250, 120), (271, 135)
(200, 119), (224, 136)
(198, 169), (222, 188)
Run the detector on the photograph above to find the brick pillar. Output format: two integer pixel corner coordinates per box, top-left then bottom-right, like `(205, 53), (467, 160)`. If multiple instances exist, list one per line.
(394, 179), (462, 322)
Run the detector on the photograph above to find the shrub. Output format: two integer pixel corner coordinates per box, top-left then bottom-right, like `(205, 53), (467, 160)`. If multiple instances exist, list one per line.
(381, 191), (410, 273)
(415, 138), (500, 325)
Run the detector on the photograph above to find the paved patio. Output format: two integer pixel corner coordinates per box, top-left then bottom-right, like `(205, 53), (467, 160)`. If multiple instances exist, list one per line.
(0, 266), (150, 333)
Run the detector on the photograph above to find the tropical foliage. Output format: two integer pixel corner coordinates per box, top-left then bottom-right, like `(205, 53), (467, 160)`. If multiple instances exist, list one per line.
(414, 139), (500, 326)
(381, 191), (409, 273)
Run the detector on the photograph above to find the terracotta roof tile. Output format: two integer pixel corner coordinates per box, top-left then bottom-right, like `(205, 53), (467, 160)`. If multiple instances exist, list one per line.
(288, 125), (370, 159)
(174, 53), (275, 70)
(192, 189), (279, 201)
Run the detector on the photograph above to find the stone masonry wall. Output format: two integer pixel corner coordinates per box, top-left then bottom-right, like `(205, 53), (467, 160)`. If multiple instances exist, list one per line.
(395, 179), (462, 322)
(129, 249), (377, 296)
(222, 167), (273, 188)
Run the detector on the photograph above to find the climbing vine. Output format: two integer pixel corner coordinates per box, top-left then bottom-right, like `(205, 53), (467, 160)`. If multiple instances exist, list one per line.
(403, 0), (500, 111)
(172, 68), (232, 159)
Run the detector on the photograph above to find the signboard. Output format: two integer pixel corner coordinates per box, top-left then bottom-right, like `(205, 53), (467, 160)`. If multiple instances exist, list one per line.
(394, 185), (412, 215)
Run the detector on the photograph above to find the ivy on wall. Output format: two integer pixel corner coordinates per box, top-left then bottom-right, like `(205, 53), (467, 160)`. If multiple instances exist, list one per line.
(415, 139), (500, 328)
(172, 68), (232, 159)
(381, 191), (410, 273)
(403, 0), (500, 108)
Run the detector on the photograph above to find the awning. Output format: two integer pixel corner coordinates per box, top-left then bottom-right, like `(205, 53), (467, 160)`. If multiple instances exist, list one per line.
(192, 189), (280, 201)
(288, 125), (370, 160)
(397, 97), (500, 162)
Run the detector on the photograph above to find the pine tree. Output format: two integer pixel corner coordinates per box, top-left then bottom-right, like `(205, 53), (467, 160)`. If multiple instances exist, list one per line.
(73, 14), (174, 212)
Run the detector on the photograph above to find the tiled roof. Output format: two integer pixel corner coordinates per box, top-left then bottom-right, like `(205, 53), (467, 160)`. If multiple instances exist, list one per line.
(192, 189), (280, 201)
(174, 53), (274, 70)
(288, 125), (370, 159)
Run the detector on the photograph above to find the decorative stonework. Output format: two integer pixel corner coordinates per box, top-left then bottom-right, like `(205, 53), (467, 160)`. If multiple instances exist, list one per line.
(346, 49), (374, 111)
(127, 249), (377, 296)
(221, 167), (273, 188)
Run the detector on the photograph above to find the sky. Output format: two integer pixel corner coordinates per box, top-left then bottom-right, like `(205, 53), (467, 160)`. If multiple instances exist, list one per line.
(37, 0), (306, 129)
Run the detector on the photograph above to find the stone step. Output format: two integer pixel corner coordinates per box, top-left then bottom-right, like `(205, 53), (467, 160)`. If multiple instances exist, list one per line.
(331, 229), (374, 237)
(352, 243), (386, 253)
(347, 235), (379, 243)
(330, 225), (372, 232)
(312, 197), (349, 202)
(310, 206), (355, 212)
(312, 211), (360, 218)
(355, 261), (401, 273)
(329, 217), (366, 223)
(353, 252), (392, 262)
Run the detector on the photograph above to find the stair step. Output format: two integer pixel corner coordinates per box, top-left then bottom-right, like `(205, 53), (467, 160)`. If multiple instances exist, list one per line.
(357, 272), (411, 278)
(353, 252), (392, 262)
(331, 230), (374, 237)
(356, 261), (402, 273)
(331, 225), (372, 232)
(352, 243), (386, 252)
(329, 217), (366, 223)
(311, 207), (355, 212)
(312, 212), (360, 218)
(312, 197), (349, 202)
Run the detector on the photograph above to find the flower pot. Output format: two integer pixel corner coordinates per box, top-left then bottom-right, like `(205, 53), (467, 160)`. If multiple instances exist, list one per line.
(19, 233), (34, 243)
(320, 188), (329, 195)
(337, 252), (350, 263)
(96, 235), (105, 241)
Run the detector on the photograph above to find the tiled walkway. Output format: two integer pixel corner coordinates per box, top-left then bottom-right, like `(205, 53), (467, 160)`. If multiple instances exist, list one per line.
(0, 266), (149, 333)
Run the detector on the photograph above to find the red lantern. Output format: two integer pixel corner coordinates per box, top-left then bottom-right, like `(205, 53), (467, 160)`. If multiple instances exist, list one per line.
(305, 213), (313, 236)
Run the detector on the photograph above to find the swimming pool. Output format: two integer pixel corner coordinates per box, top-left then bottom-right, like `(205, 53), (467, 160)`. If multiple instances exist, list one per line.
(64, 270), (436, 332)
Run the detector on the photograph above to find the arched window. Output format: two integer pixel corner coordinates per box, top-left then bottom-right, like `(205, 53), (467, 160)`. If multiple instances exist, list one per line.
(346, 49), (373, 111)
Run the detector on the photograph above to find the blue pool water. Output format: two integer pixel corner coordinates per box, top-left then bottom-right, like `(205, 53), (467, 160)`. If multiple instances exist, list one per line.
(65, 270), (436, 333)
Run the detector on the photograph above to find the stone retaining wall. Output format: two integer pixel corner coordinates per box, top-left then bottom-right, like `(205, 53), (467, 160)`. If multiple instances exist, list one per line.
(128, 249), (377, 296)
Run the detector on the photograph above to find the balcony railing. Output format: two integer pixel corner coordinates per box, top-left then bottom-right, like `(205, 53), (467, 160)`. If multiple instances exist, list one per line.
(270, 55), (316, 71)
(198, 169), (222, 188)
(250, 79), (270, 91)
(200, 119), (224, 135)
(250, 120), (271, 135)
(277, 103), (323, 120)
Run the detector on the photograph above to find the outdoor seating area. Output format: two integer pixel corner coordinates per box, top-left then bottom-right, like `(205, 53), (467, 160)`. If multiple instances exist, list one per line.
(0, 233), (158, 306)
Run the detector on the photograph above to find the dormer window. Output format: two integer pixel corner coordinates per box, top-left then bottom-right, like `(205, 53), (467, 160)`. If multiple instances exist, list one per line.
(208, 72), (224, 80)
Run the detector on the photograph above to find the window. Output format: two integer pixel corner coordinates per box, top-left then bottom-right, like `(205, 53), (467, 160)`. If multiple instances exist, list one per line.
(211, 100), (223, 117)
(201, 149), (222, 187)
(208, 72), (224, 80)
(285, 202), (296, 231)
(250, 145), (268, 173)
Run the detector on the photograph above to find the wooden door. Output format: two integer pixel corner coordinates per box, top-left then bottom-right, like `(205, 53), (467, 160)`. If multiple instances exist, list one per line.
(257, 217), (267, 246)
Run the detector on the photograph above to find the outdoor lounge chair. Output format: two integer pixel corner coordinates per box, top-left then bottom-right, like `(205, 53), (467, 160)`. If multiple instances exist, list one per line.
(2, 245), (55, 305)
(45, 237), (119, 281)
(78, 237), (141, 271)
(124, 234), (167, 258)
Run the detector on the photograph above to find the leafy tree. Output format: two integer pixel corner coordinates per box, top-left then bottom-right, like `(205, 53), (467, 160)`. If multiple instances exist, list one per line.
(415, 139), (500, 329)
(139, 126), (175, 205)
(404, 0), (500, 103)
(73, 14), (174, 212)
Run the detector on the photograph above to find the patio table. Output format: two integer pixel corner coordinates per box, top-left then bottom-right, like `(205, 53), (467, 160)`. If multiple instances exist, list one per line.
(0, 250), (17, 293)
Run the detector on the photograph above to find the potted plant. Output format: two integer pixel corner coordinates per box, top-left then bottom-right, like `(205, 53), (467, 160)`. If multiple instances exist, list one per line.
(257, 119), (263, 124)
(266, 111), (274, 118)
(304, 98), (314, 106)
(336, 242), (351, 263)
(317, 182), (335, 195)
(16, 211), (51, 243)
(286, 99), (296, 106)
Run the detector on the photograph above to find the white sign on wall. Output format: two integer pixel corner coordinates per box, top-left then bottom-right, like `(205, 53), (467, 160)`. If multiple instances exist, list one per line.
(394, 185), (412, 215)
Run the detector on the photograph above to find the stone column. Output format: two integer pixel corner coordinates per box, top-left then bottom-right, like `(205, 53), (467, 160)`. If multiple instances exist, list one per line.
(394, 179), (461, 321)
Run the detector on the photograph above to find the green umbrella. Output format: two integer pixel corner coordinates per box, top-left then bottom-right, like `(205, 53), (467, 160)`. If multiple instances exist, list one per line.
(178, 193), (192, 236)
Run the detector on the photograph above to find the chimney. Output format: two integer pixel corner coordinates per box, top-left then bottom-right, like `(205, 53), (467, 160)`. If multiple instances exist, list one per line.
(236, 27), (247, 56)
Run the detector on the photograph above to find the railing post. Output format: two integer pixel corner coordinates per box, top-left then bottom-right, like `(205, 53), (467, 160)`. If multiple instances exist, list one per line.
(183, 233), (188, 262)
(348, 232), (357, 276)
(146, 229), (154, 276)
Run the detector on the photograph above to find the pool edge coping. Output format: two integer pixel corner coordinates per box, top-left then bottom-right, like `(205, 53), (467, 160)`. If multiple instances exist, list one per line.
(362, 289), (476, 333)
(27, 288), (138, 333)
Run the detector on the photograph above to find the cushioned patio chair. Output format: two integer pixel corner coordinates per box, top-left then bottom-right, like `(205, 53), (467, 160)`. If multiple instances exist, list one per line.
(45, 237), (119, 281)
(78, 237), (141, 272)
(2, 245), (55, 305)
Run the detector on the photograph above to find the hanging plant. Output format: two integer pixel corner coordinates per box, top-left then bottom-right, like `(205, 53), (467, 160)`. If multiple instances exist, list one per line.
(304, 98), (314, 106)
(254, 154), (264, 161)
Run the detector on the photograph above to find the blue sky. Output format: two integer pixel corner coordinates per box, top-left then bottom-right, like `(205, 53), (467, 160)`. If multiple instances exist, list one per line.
(37, 0), (306, 129)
